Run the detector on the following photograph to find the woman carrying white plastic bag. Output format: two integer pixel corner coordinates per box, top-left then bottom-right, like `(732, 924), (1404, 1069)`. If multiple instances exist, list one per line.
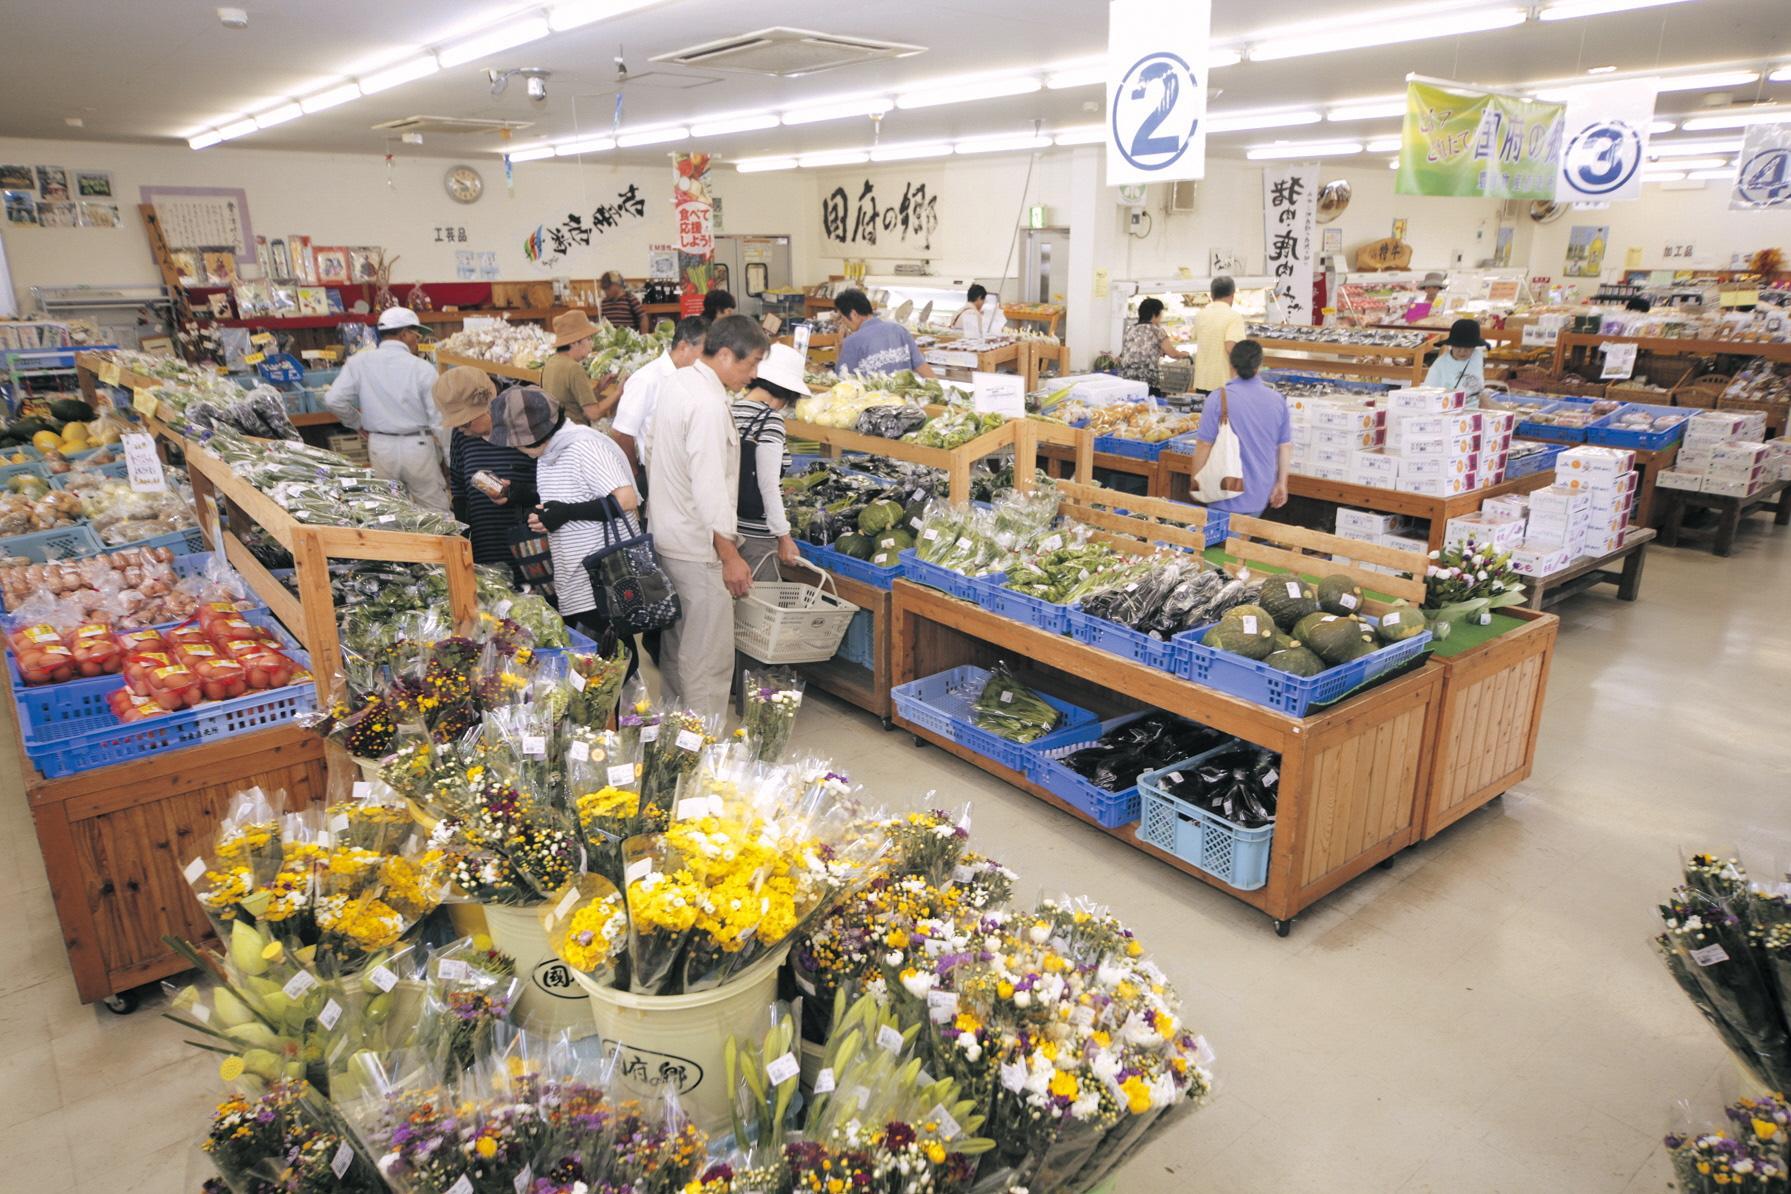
(1188, 339), (1293, 516)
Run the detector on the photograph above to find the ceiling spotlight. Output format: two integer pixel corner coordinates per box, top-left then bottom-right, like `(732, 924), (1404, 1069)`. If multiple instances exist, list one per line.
(216, 7), (248, 29)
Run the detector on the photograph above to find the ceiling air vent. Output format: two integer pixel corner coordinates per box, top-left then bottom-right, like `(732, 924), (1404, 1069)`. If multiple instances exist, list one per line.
(654, 28), (924, 78)
(373, 116), (535, 135)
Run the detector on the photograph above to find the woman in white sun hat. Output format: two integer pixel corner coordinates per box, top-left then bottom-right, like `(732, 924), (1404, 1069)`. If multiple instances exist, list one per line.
(732, 342), (812, 573)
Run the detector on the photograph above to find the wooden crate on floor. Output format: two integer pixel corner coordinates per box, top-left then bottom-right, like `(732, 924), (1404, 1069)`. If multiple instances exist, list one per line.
(22, 723), (328, 1005)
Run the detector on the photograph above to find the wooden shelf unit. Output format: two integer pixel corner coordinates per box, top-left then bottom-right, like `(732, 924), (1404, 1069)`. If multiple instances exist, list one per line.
(783, 410), (1043, 505)
(1552, 331), (1791, 375)
(1250, 331), (1439, 385)
(434, 350), (543, 384)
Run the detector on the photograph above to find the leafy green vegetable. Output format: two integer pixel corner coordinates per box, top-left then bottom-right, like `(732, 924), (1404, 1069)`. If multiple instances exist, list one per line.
(972, 663), (1064, 743)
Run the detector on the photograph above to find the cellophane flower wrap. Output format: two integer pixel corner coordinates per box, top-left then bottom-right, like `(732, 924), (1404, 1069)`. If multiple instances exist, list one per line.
(638, 700), (720, 813)
(1422, 539), (1526, 636)
(201, 1080), (383, 1194)
(542, 873), (628, 988)
(565, 726), (644, 885)
(1666, 1093), (1791, 1193)
(616, 674), (663, 765)
(565, 632), (631, 730)
(741, 667), (805, 763)
(401, 937), (521, 1085)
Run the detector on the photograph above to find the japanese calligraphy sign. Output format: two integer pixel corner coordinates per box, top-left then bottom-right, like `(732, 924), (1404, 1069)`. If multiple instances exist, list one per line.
(1261, 163), (1318, 324)
(522, 185), (648, 267)
(820, 178), (940, 250)
(1105, 0), (1209, 185)
(674, 152), (714, 316)
(1397, 81), (1564, 201)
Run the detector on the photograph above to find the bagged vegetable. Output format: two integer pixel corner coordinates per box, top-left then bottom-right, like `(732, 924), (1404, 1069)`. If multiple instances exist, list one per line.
(972, 663), (1063, 744)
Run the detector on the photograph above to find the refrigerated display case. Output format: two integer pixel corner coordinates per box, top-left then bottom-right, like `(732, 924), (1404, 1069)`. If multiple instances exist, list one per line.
(1109, 276), (1276, 355)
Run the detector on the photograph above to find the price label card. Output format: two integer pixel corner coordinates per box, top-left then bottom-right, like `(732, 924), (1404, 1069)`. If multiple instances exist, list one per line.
(183, 856), (206, 884)
(243, 351), (267, 366)
(1691, 943), (1730, 967)
(96, 360), (121, 385)
(876, 1024), (905, 1054)
(437, 959), (471, 981)
(568, 741), (591, 763)
(1600, 342), (1638, 380)
(331, 1142), (355, 1178)
(250, 332), (275, 345)
(971, 370), (1026, 418)
(766, 1052), (801, 1085)
(554, 886), (581, 921)
(813, 1067), (836, 1094)
(927, 989), (960, 1022)
(568, 670), (586, 692)
(132, 388), (160, 417)
(522, 734), (548, 757)
(676, 728), (702, 752)
(625, 857), (653, 884)
(282, 970), (318, 998)
(368, 965), (399, 992)
(318, 999), (343, 1029)
(607, 763), (636, 787)
(121, 433), (168, 494)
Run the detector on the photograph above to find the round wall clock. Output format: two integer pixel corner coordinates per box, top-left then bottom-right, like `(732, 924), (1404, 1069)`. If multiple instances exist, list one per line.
(445, 165), (484, 204)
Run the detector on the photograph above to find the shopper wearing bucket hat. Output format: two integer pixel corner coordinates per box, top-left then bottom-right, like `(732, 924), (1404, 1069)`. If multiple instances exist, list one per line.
(1404, 272), (1448, 324)
(489, 384), (642, 672)
(433, 366), (539, 575)
(1423, 317), (1490, 402)
(323, 306), (452, 512)
(733, 343), (811, 574)
(542, 309), (607, 426)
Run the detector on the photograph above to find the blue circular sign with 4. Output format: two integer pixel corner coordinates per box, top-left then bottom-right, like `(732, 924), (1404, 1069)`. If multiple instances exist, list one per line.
(1563, 121), (1641, 196)
(1736, 148), (1791, 207)
(1111, 52), (1200, 172)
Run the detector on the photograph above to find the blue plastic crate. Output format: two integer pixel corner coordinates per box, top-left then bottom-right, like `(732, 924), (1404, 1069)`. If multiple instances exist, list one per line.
(1066, 605), (1179, 673)
(1092, 434), (1171, 461)
(1170, 616), (1432, 716)
(835, 608), (875, 669)
(978, 575), (1073, 635)
(1137, 748), (1277, 891)
(21, 680), (317, 779)
(798, 539), (902, 590)
(0, 461), (51, 486)
(0, 524), (104, 563)
(1261, 370), (1395, 395)
(893, 664), (1097, 773)
(1504, 440), (1563, 480)
(100, 525), (208, 557)
(897, 549), (992, 603)
(1023, 713), (1153, 828)
(1511, 397), (1611, 444)
(1582, 402), (1691, 451)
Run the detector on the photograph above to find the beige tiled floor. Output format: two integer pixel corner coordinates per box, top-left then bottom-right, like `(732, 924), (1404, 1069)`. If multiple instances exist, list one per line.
(2, 521), (1786, 1192)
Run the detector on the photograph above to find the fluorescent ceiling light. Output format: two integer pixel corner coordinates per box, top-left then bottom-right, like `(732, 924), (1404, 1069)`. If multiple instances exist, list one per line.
(554, 136), (614, 156)
(1250, 6), (1525, 62)
(299, 83), (362, 114)
(188, 130), (224, 150)
(252, 103), (303, 129)
(1649, 120), (1676, 134)
(896, 76), (1040, 110)
(1772, 67), (1791, 84)
(437, 17), (549, 68)
(1045, 59), (1104, 90)
(1648, 139), (1742, 156)
(1388, 158), (1400, 169)
(1539, 0), (1691, 19)
(734, 156), (797, 173)
(954, 134), (1053, 155)
(798, 150), (870, 168)
(546, 0), (659, 31)
(507, 145), (557, 162)
(616, 126), (688, 147)
(1206, 109), (1321, 133)
(1641, 171), (1686, 182)
(217, 117), (260, 141)
(1327, 98), (1407, 122)
(870, 143), (954, 162)
(1366, 137), (1402, 152)
(1587, 66), (1618, 75)
(1682, 108), (1791, 130)
(1657, 70), (1760, 92)
(1052, 126), (1107, 146)
(360, 54), (439, 95)
(1246, 141), (1363, 159)
(691, 113), (779, 137)
(1686, 168), (1736, 180)
(781, 98), (889, 125)
(1207, 49), (1244, 70)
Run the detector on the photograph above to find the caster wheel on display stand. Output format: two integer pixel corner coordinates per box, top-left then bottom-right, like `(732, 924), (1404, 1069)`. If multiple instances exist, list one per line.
(880, 716), (894, 731)
(912, 734), (927, 749)
(102, 990), (139, 1015)
(1377, 857), (1396, 871)
(1273, 919), (1294, 939)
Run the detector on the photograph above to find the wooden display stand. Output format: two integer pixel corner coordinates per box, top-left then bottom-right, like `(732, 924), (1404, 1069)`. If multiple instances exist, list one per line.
(1518, 527), (1655, 608)
(792, 569), (894, 724)
(891, 500), (1443, 934)
(16, 721), (327, 1007)
(1628, 443), (1681, 529)
(924, 340), (1023, 378)
(1418, 609), (1557, 840)
(1023, 341), (1072, 393)
(1552, 331), (1791, 376)
(1251, 330), (1439, 385)
(434, 350), (543, 384)
(1004, 303), (1065, 338)
(1655, 479), (1791, 556)
(783, 410), (1039, 506)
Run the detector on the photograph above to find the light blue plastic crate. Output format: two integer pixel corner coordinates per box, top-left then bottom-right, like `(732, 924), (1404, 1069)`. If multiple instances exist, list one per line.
(0, 523), (104, 563)
(897, 549), (992, 603)
(978, 574), (1073, 635)
(1023, 712), (1153, 828)
(1504, 440), (1563, 480)
(21, 680), (316, 779)
(798, 539), (902, 590)
(1582, 402), (1690, 451)
(100, 526), (208, 557)
(1170, 615), (1431, 717)
(835, 608), (875, 669)
(1513, 396), (1611, 444)
(891, 664), (1097, 773)
(1137, 748), (1277, 891)
(1092, 433), (1170, 461)
(0, 461), (51, 485)
(1066, 604), (1179, 673)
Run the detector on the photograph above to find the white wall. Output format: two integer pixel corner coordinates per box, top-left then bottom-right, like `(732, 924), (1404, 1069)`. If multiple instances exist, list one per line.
(1525, 180), (1791, 281)
(0, 136), (812, 310)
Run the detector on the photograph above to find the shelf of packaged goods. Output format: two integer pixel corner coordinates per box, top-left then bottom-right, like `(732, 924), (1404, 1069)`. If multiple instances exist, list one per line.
(783, 410), (1042, 506)
(434, 350), (543, 384)
(1250, 331), (1439, 386)
(1655, 480), (1791, 557)
(1005, 304), (1065, 338)
(1517, 527), (1656, 609)
(1552, 331), (1791, 375)
(924, 340), (1023, 376)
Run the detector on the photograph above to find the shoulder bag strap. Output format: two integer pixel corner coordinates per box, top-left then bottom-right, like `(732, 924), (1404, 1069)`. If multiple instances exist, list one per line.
(1218, 384), (1230, 425)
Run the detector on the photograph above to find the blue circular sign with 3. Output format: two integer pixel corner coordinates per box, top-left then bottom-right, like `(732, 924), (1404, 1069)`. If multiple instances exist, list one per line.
(1111, 52), (1200, 173)
(1563, 121), (1642, 196)
(1736, 148), (1791, 207)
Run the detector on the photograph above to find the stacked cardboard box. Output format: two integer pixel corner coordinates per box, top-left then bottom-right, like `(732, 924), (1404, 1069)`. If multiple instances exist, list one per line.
(1330, 507), (1418, 574)
(1767, 436), (1791, 483)
(1556, 446), (1637, 556)
(1291, 397), (1385, 482)
(1659, 410), (1774, 495)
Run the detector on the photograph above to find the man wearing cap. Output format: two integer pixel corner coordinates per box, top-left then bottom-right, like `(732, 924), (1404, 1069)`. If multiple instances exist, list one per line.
(599, 271), (647, 332)
(542, 310), (608, 425)
(324, 307), (451, 512)
(649, 314), (770, 717)
(433, 366), (538, 574)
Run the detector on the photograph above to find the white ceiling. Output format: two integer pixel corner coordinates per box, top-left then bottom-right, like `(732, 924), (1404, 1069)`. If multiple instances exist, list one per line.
(4, 0), (1790, 166)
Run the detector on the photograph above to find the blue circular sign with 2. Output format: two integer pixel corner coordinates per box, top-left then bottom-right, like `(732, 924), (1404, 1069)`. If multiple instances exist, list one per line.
(1736, 148), (1791, 207)
(1563, 121), (1642, 196)
(1111, 52), (1200, 173)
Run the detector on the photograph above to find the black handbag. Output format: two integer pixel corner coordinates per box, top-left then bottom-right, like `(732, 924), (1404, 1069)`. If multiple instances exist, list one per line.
(580, 496), (682, 635)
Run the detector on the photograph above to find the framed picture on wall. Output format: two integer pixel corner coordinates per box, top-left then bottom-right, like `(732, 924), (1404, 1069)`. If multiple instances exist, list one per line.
(3, 190), (37, 225)
(290, 235), (315, 284)
(268, 285), (297, 313)
(75, 171), (112, 198)
(296, 287), (329, 316)
(77, 202), (120, 228)
(313, 246), (350, 285)
(169, 249), (201, 286)
(39, 202), (78, 228)
(202, 249), (238, 285)
(0, 166), (33, 190)
(347, 246), (380, 283)
(35, 166), (68, 201)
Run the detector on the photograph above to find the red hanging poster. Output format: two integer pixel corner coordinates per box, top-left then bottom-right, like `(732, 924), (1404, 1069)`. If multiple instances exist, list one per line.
(673, 152), (714, 317)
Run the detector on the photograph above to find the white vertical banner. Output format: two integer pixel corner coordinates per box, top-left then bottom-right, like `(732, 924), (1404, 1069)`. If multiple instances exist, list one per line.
(1105, 0), (1209, 186)
(1556, 80), (1658, 203)
(1263, 163), (1319, 325)
(1732, 124), (1791, 211)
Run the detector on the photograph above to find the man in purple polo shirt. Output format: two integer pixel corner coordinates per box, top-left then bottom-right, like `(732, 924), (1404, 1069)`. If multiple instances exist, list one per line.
(833, 288), (938, 378)
(1187, 339), (1291, 516)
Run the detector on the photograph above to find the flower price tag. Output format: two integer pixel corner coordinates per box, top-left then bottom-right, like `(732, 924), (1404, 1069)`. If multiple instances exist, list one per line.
(448, 1176), (474, 1194)
(952, 863), (975, 883)
(675, 728), (703, 752)
(929, 1104), (963, 1141)
(191, 1002), (211, 1024)
(813, 1067), (836, 1093)
(438, 959), (472, 981)
(331, 1142), (355, 1178)
(282, 970), (318, 999)
(923, 935), (948, 956)
(318, 999), (343, 1030)
(1071, 1004), (1096, 1028)
(554, 886), (580, 922)
(568, 668), (587, 691)
(1691, 943), (1730, 967)
(352, 780), (372, 800)
(926, 989), (960, 1023)
(522, 734), (548, 757)
(1193, 1035), (1217, 1066)
(329, 813), (351, 835)
(641, 724), (660, 743)
(625, 857), (654, 884)
(183, 856), (206, 884)
(607, 763), (635, 786)
(495, 599), (513, 618)
(568, 740), (591, 763)
(513, 1166), (533, 1194)
(369, 965), (399, 992)
(876, 1024), (905, 1054)
(766, 1052), (800, 1086)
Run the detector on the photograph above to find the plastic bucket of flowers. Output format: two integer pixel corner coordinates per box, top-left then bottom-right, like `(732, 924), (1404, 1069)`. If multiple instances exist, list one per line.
(480, 901), (596, 1035)
(570, 941), (788, 1133)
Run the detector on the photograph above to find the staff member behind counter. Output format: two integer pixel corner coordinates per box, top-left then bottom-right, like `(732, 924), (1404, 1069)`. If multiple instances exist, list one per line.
(324, 307), (451, 512)
(833, 288), (937, 378)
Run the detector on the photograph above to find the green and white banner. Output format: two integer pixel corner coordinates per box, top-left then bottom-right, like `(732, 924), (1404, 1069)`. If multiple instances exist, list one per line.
(1397, 80), (1565, 201)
